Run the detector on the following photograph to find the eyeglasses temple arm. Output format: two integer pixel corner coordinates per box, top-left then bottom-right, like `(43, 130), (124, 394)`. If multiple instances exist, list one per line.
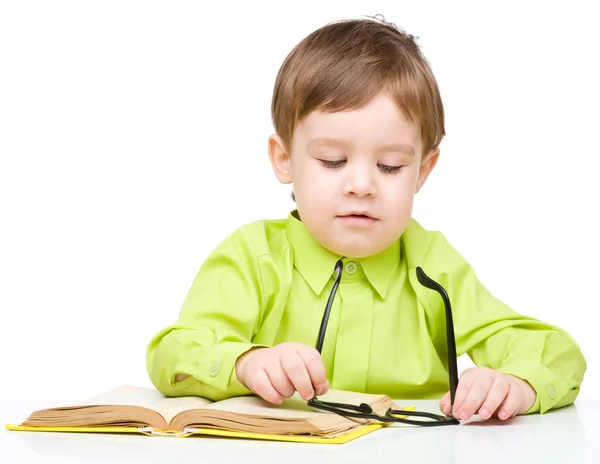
(416, 267), (459, 409)
(315, 259), (344, 354)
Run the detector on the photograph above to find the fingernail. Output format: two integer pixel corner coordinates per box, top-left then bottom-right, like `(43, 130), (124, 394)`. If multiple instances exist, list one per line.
(460, 411), (470, 420)
(499, 410), (508, 420)
(480, 408), (489, 418)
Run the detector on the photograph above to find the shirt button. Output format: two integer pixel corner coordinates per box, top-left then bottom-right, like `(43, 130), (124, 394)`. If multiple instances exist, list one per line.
(345, 261), (357, 274)
(209, 362), (219, 377)
(547, 385), (556, 399)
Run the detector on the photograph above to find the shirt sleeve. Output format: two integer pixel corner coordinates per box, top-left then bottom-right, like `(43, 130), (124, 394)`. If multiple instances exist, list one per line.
(421, 233), (587, 414)
(145, 227), (269, 401)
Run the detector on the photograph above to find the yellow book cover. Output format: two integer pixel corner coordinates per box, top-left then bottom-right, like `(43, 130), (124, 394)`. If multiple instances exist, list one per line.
(5, 385), (415, 444)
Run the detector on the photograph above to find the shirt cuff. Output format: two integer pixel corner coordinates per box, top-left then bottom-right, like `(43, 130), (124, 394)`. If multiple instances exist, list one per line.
(172, 341), (268, 400)
(498, 360), (568, 414)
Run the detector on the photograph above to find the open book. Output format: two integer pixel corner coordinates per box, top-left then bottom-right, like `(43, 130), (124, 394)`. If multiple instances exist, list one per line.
(5, 385), (414, 444)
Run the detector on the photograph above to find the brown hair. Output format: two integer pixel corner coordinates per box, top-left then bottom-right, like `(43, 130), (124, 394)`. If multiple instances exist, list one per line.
(271, 16), (445, 159)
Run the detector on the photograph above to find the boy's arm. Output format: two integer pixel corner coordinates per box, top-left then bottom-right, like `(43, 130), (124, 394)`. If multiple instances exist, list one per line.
(421, 233), (586, 414)
(146, 228), (270, 401)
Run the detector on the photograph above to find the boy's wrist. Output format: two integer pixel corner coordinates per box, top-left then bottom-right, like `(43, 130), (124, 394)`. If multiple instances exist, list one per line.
(235, 346), (267, 386)
(508, 374), (537, 414)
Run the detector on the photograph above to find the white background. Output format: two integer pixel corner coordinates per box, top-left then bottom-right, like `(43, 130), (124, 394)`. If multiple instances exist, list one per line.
(1, 0), (598, 404)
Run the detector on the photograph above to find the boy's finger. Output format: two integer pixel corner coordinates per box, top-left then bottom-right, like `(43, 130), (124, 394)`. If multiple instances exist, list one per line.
(438, 391), (451, 415)
(455, 376), (493, 420)
(450, 369), (477, 416)
(478, 376), (510, 419)
(266, 361), (296, 398)
(251, 369), (284, 404)
(316, 379), (330, 396)
(297, 347), (328, 394)
(495, 383), (520, 420)
(450, 384), (470, 417)
(281, 353), (315, 400)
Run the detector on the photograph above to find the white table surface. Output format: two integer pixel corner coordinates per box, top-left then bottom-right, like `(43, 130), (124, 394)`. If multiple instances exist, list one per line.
(1, 398), (598, 464)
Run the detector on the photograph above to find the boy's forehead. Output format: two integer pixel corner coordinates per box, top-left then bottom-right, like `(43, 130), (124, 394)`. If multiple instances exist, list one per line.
(296, 97), (421, 151)
(305, 136), (417, 157)
(303, 93), (415, 128)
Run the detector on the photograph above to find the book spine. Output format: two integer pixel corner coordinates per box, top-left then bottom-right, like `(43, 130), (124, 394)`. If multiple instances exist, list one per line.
(137, 426), (199, 437)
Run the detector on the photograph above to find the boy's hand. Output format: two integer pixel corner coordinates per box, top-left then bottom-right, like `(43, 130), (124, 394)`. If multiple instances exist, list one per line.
(235, 342), (329, 404)
(439, 367), (537, 421)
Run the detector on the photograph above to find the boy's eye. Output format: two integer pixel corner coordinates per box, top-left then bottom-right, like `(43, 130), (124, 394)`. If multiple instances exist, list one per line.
(319, 159), (346, 169)
(378, 164), (403, 174)
(318, 159), (403, 173)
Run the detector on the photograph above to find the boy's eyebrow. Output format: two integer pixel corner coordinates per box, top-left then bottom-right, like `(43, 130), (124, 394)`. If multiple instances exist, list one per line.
(306, 137), (415, 155)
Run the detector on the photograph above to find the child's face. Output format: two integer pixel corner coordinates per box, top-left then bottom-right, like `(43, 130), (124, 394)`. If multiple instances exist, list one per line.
(269, 92), (439, 258)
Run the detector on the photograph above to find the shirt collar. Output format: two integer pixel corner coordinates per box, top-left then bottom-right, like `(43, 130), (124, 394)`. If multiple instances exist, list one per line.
(285, 210), (400, 299)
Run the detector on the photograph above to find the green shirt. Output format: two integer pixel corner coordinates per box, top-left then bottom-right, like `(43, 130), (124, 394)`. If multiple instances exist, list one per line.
(146, 211), (586, 413)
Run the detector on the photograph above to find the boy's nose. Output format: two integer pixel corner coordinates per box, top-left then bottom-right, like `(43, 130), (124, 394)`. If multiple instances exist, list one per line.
(343, 168), (377, 197)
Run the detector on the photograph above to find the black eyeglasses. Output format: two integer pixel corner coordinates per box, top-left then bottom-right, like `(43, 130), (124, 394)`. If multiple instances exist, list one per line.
(307, 259), (460, 426)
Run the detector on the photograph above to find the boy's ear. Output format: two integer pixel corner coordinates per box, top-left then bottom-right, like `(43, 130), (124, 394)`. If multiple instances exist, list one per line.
(415, 148), (440, 193)
(268, 134), (293, 184)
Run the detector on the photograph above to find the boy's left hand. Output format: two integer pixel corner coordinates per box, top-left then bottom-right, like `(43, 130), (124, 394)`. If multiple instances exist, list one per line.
(439, 367), (537, 421)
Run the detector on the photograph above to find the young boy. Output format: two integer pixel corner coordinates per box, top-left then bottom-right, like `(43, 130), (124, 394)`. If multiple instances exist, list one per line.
(146, 17), (586, 422)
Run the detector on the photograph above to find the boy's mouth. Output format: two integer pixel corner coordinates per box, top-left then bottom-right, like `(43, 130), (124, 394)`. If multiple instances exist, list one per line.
(339, 211), (376, 219)
(337, 212), (379, 226)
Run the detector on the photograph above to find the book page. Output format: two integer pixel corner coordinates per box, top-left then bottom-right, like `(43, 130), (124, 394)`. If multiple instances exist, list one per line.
(204, 389), (391, 419)
(71, 386), (214, 423)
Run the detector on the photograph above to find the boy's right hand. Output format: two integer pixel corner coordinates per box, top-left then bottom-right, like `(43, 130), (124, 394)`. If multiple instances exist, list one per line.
(235, 342), (329, 404)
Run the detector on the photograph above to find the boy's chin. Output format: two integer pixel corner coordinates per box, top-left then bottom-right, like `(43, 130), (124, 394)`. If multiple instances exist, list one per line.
(323, 239), (393, 259)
